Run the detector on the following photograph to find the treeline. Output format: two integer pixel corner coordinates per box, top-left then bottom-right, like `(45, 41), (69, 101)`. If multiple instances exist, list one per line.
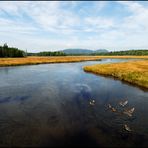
(0, 43), (26, 57)
(28, 51), (66, 56)
(91, 50), (148, 56)
(1, 43), (148, 57)
(28, 50), (148, 56)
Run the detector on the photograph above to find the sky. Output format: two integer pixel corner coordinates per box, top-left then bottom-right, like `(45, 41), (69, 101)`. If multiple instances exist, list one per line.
(0, 1), (148, 52)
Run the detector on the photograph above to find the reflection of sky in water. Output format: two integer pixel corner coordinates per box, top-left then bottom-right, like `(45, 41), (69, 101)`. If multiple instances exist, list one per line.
(0, 59), (148, 147)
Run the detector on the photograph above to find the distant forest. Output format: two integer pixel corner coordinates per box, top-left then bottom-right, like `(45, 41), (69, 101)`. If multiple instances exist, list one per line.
(0, 43), (148, 57)
(29, 49), (148, 56)
(29, 51), (66, 56)
(0, 43), (26, 57)
(91, 50), (148, 56)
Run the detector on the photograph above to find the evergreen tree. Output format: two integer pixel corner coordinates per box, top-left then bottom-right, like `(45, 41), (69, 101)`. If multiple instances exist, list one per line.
(0, 43), (25, 57)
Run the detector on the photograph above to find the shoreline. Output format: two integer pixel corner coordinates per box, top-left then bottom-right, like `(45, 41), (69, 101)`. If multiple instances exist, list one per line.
(0, 56), (101, 67)
(83, 59), (148, 89)
(0, 56), (148, 67)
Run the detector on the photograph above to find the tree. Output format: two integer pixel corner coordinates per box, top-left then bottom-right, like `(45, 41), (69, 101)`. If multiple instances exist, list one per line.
(3, 43), (8, 49)
(0, 43), (25, 57)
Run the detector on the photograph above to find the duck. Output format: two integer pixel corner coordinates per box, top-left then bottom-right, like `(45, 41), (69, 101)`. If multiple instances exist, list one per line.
(92, 100), (95, 103)
(128, 107), (135, 114)
(108, 104), (112, 109)
(111, 107), (117, 112)
(124, 124), (132, 132)
(89, 102), (95, 106)
(123, 111), (132, 117)
(119, 100), (128, 107)
(89, 99), (95, 106)
(108, 104), (117, 112)
(123, 107), (135, 117)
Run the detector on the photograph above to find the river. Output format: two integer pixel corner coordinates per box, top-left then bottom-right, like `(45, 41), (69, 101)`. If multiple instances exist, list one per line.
(0, 58), (148, 147)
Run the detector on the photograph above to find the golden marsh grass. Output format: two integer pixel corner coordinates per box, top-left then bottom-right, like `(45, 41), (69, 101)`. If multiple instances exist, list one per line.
(84, 60), (148, 88)
(0, 56), (148, 67)
(0, 56), (102, 67)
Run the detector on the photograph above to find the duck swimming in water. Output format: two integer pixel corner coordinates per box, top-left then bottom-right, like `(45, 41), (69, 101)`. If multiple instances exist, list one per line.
(123, 107), (135, 117)
(92, 100), (95, 103)
(123, 111), (132, 117)
(108, 104), (117, 112)
(119, 100), (128, 107)
(89, 99), (95, 106)
(128, 107), (135, 114)
(124, 124), (132, 132)
(111, 107), (117, 112)
(108, 104), (112, 109)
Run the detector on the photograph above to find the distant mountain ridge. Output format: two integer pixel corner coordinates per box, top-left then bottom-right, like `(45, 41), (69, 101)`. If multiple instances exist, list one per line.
(62, 49), (108, 55)
(95, 49), (108, 53)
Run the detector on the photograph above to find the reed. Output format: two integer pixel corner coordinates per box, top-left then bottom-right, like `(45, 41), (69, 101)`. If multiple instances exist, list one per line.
(84, 60), (148, 88)
(0, 56), (148, 67)
(0, 56), (101, 67)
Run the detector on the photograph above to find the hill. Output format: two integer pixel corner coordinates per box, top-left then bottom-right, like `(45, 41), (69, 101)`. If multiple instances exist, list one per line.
(62, 49), (108, 55)
(95, 49), (109, 53)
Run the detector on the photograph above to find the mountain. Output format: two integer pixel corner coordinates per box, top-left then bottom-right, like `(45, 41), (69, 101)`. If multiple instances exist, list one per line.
(62, 49), (92, 54)
(62, 49), (108, 55)
(95, 49), (109, 53)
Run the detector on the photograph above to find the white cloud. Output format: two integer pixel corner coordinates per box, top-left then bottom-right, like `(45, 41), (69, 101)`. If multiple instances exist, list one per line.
(0, 1), (109, 36)
(84, 17), (114, 30)
(118, 1), (148, 29)
(0, 1), (148, 51)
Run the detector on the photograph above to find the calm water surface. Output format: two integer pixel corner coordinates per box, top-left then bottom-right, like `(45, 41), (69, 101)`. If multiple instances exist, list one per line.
(0, 59), (148, 147)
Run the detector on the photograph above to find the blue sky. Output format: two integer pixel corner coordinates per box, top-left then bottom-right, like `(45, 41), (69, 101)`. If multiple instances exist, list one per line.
(0, 1), (148, 52)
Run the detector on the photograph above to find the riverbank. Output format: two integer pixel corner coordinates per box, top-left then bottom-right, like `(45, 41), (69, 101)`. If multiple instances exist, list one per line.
(84, 60), (148, 89)
(0, 56), (102, 67)
(0, 56), (148, 67)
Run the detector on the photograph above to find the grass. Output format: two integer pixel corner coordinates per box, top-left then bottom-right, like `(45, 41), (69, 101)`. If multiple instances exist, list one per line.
(83, 60), (148, 89)
(0, 56), (102, 67)
(0, 56), (148, 67)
